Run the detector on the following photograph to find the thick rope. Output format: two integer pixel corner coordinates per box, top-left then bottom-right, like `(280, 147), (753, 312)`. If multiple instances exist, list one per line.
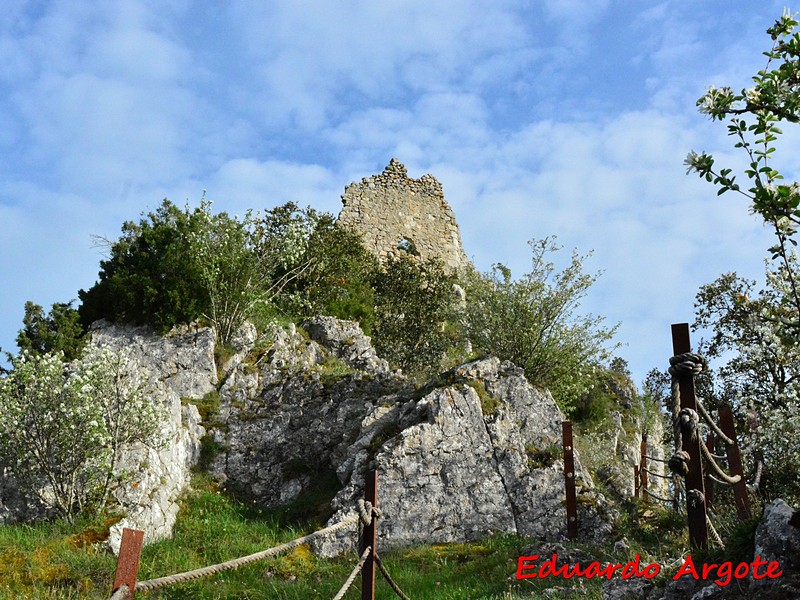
(136, 512), (361, 592)
(694, 398), (734, 446)
(700, 438), (741, 485)
(331, 547), (371, 600)
(357, 499), (381, 526)
(708, 473), (732, 486)
(110, 585), (131, 600)
(707, 516), (725, 548)
(375, 555), (412, 600)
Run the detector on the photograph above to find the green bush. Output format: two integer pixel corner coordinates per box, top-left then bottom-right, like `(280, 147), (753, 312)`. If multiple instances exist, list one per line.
(461, 237), (619, 414)
(371, 256), (458, 376)
(78, 199), (208, 333)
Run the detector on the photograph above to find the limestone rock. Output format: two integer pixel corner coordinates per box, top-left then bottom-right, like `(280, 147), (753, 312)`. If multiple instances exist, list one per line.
(752, 499), (800, 591)
(88, 321), (212, 553)
(313, 356), (614, 556)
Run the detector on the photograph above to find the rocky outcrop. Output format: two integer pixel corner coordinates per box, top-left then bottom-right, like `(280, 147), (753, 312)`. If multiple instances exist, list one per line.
(87, 321), (211, 552)
(315, 357), (612, 556)
(210, 317), (614, 556)
(210, 317), (410, 508)
(0, 321), (210, 552)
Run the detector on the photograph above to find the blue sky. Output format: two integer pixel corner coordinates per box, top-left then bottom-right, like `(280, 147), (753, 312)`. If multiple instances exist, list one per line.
(0, 1), (794, 386)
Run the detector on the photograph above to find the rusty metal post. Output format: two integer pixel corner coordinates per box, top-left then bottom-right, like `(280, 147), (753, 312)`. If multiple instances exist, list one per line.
(361, 470), (377, 600)
(112, 528), (144, 599)
(719, 405), (752, 521)
(562, 421), (578, 540)
(640, 436), (648, 504)
(634, 465), (640, 499)
(704, 433), (715, 511)
(672, 323), (708, 550)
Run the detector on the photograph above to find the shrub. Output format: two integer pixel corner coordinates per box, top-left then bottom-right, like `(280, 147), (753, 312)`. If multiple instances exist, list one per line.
(0, 347), (164, 520)
(371, 256), (457, 376)
(461, 237), (619, 414)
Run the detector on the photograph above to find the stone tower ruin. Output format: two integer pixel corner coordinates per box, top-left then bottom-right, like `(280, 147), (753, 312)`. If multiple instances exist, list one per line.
(337, 158), (470, 271)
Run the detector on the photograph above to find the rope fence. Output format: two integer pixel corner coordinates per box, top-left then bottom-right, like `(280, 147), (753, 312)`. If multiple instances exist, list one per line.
(109, 470), (410, 600)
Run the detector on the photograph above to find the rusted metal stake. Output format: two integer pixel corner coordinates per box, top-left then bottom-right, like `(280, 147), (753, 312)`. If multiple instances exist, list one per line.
(704, 433), (715, 511)
(640, 436), (649, 504)
(112, 528), (144, 599)
(719, 405), (752, 521)
(672, 323), (708, 550)
(562, 421), (578, 540)
(361, 469), (377, 600)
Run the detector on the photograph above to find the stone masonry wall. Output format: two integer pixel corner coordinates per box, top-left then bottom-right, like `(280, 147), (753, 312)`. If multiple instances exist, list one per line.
(338, 158), (470, 271)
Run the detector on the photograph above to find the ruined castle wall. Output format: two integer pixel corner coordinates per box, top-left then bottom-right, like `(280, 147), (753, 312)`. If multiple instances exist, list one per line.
(337, 158), (470, 271)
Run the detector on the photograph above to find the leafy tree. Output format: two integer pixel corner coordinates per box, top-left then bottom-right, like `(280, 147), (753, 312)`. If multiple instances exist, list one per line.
(371, 256), (457, 376)
(684, 11), (800, 503)
(288, 215), (379, 331)
(16, 300), (86, 361)
(78, 199), (208, 333)
(461, 237), (618, 414)
(188, 200), (288, 344)
(692, 264), (800, 503)
(685, 9), (800, 320)
(0, 348), (164, 520)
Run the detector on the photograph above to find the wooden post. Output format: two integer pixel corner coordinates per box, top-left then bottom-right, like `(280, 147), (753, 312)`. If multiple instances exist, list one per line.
(112, 528), (144, 599)
(671, 323), (708, 550)
(639, 436), (648, 504)
(704, 433), (715, 511)
(562, 421), (578, 540)
(634, 465), (640, 499)
(719, 405), (752, 521)
(361, 470), (377, 600)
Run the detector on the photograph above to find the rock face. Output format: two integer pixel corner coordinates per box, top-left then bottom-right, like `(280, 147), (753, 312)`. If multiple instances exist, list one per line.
(338, 158), (470, 271)
(211, 317), (613, 556)
(83, 321), (212, 552)
(0, 320), (210, 553)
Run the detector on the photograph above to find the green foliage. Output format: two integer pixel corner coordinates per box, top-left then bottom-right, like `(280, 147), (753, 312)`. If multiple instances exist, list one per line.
(189, 200), (276, 344)
(686, 10), (800, 320)
(0, 348), (164, 521)
(371, 256), (458, 376)
(461, 237), (619, 414)
(78, 199), (208, 333)
(288, 216), (379, 331)
(16, 300), (86, 361)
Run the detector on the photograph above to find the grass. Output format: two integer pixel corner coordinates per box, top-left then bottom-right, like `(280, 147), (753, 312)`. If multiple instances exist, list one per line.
(0, 471), (698, 599)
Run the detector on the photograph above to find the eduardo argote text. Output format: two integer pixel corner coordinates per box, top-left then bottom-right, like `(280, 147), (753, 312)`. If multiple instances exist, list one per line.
(516, 553), (782, 587)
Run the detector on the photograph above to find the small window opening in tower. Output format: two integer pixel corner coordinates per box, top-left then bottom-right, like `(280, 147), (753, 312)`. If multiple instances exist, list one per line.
(397, 238), (418, 255)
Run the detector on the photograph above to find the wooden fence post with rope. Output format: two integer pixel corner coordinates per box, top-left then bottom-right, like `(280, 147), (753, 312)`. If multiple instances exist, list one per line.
(670, 323), (708, 550)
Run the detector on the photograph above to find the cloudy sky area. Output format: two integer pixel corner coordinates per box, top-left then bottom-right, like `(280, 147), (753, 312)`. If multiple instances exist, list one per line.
(0, 1), (794, 385)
